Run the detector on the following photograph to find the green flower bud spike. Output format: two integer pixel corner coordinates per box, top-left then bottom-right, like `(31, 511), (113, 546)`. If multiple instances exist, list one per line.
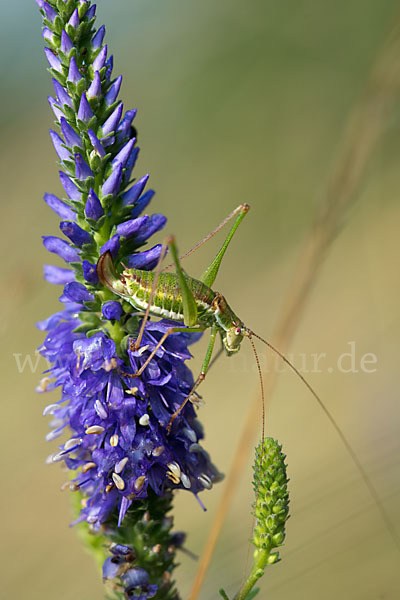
(232, 438), (290, 600)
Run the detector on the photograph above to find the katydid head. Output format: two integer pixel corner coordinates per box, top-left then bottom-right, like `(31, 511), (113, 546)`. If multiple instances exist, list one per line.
(222, 324), (247, 355)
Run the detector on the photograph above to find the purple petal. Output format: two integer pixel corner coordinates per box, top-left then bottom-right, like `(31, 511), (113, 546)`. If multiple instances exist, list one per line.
(44, 265), (75, 285)
(85, 188), (104, 220)
(42, 28), (55, 44)
(75, 153), (93, 180)
(60, 117), (82, 148)
(87, 130), (106, 157)
(82, 260), (99, 284)
(92, 45), (107, 72)
(49, 130), (70, 161)
(92, 25), (105, 50)
(121, 174), (149, 206)
(105, 55), (114, 80)
(117, 496), (132, 528)
(64, 282), (94, 303)
(59, 171), (82, 202)
(102, 103), (123, 136)
(116, 109), (137, 141)
(48, 96), (63, 121)
(52, 80), (72, 108)
(134, 214), (167, 244)
(101, 164), (122, 198)
(77, 93), (94, 123)
(86, 4), (96, 20)
(87, 71), (101, 100)
(67, 56), (82, 85)
(130, 190), (155, 218)
(101, 234), (120, 258)
(44, 193), (76, 221)
(105, 75), (122, 106)
(112, 138), (135, 169)
(42, 236), (79, 262)
(127, 244), (163, 270)
(102, 301), (123, 321)
(60, 221), (92, 247)
(123, 147), (140, 185)
(116, 215), (148, 238)
(44, 48), (63, 73)
(60, 30), (74, 54)
(42, 2), (57, 23)
(67, 8), (80, 29)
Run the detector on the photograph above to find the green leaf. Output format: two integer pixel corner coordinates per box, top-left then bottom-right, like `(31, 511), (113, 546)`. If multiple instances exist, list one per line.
(219, 589), (230, 600)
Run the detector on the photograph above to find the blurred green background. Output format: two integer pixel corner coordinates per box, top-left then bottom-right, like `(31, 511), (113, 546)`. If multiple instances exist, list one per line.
(1, 1), (400, 598)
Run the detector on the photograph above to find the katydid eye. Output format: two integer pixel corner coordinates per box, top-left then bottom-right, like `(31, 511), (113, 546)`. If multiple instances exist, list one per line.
(235, 327), (242, 335)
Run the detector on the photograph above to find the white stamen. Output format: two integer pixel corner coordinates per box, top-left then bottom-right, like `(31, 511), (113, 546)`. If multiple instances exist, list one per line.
(87, 515), (98, 524)
(152, 446), (164, 457)
(50, 452), (64, 463)
(82, 462), (97, 474)
(45, 429), (63, 442)
(137, 344), (150, 356)
(64, 437), (82, 451)
(69, 482), (80, 492)
(60, 481), (71, 491)
(115, 457), (129, 474)
(126, 387), (138, 395)
(189, 443), (202, 453)
(112, 472), (125, 490)
(94, 400), (108, 420)
(104, 357), (117, 372)
(139, 413), (150, 426)
(85, 425), (105, 435)
(39, 377), (52, 392)
(110, 434), (119, 447)
(198, 473), (213, 490)
(183, 428), (197, 443)
(42, 403), (59, 416)
(180, 473), (191, 489)
(167, 462), (181, 478)
(134, 475), (146, 492)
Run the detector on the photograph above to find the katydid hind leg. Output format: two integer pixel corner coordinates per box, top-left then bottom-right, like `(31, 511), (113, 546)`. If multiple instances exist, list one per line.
(167, 324), (218, 434)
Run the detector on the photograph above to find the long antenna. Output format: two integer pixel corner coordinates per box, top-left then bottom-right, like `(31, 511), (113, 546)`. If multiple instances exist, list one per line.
(247, 328), (400, 552)
(247, 333), (265, 445)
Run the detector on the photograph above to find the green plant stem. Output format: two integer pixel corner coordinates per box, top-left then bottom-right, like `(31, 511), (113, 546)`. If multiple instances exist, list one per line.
(234, 549), (269, 600)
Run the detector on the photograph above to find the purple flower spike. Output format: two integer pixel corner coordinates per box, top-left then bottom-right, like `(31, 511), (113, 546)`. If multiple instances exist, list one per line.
(127, 244), (163, 270)
(117, 109), (137, 141)
(48, 96), (63, 121)
(42, 236), (79, 263)
(87, 71), (101, 100)
(64, 282), (94, 304)
(67, 8), (80, 29)
(122, 174), (149, 206)
(92, 25), (105, 50)
(102, 301), (124, 321)
(67, 56), (83, 85)
(82, 260), (99, 284)
(112, 138), (136, 169)
(59, 171), (82, 202)
(75, 154), (93, 180)
(50, 130), (70, 162)
(77, 92), (94, 123)
(105, 55), (114, 80)
(60, 117), (81, 148)
(44, 264), (75, 285)
(134, 214), (167, 244)
(60, 221), (92, 247)
(44, 48), (63, 73)
(52, 79), (73, 108)
(105, 75), (122, 106)
(101, 163), (122, 198)
(92, 45), (107, 72)
(130, 190), (155, 218)
(87, 130), (106, 157)
(44, 193), (76, 221)
(101, 234), (120, 258)
(60, 30), (74, 55)
(116, 215), (149, 238)
(102, 103), (123, 136)
(85, 188), (104, 221)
